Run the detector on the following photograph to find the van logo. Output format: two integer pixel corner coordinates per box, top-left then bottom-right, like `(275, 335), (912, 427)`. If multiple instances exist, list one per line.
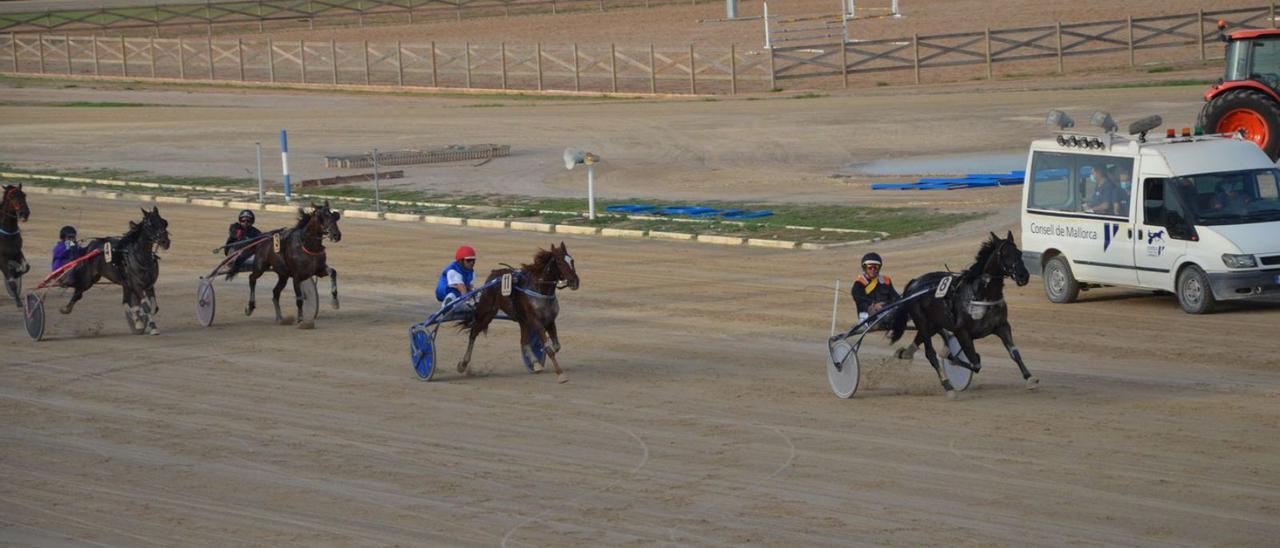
(1146, 229), (1166, 257)
(1102, 222), (1121, 252)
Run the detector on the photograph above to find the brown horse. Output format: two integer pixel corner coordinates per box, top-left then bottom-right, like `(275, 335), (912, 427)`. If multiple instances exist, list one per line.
(458, 243), (580, 383)
(233, 201), (340, 328)
(62, 206), (171, 335)
(1, 184), (31, 308)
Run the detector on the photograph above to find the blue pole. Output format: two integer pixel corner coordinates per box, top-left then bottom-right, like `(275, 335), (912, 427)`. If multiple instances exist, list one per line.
(280, 129), (291, 202)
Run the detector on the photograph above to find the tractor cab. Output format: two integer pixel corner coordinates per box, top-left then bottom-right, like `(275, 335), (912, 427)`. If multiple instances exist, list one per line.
(1198, 22), (1280, 160)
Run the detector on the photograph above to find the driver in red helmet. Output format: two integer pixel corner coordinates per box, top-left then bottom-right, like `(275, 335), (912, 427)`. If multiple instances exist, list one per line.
(435, 245), (478, 317)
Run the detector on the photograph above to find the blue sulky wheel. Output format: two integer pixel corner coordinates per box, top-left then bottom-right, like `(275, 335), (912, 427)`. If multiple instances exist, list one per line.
(410, 326), (437, 381)
(522, 332), (547, 373)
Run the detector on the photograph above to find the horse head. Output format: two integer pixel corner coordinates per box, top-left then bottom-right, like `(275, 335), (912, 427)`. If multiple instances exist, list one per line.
(3, 184), (29, 222)
(551, 242), (579, 290)
(990, 230), (1029, 286)
(135, 206), (170, 250)
(318, 201), (341, 243)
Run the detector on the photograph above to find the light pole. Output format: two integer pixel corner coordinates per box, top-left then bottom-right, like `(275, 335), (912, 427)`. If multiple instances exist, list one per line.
(564, 148), (601, 220)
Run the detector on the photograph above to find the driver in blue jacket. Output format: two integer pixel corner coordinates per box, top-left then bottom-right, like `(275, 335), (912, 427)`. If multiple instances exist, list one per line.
(436, 245), (477, 319)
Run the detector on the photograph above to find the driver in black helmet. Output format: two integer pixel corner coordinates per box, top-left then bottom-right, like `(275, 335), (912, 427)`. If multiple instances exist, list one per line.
(852, 252), (900, 326)
(225, 209), (263, 272)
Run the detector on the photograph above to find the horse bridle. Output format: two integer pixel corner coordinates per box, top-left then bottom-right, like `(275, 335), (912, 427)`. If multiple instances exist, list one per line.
(0, 187), (24, 226)
(970, 239), (1017, 309)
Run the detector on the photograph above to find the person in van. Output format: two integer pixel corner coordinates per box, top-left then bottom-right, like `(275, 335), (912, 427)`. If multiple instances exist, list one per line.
(1111, 164), (1133, 215)
(1084, 164), (1123, 215)
(1212, 181), (1251, 212)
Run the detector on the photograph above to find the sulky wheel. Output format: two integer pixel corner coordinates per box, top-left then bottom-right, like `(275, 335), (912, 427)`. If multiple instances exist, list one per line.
(827, 340), (860, 399)
(1198, 88), (1280, 161)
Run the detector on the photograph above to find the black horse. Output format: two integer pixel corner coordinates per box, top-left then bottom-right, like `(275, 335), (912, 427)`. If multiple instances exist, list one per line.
(234, 202), (340, 328)
(887, 231), (1038, 398)
(62, 206), (171, 335)
(458, 243), (580, 383)
(1, 184), (32, 308)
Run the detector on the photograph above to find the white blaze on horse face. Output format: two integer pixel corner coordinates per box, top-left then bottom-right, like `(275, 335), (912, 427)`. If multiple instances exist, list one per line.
(565, 254), (574, 271)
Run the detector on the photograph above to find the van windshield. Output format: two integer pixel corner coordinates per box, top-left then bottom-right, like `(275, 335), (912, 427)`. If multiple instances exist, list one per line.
(1170, 168), (1280, 226)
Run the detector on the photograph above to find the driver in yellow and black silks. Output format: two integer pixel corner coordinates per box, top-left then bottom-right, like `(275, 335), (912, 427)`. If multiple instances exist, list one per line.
(852, 252), (900, 325)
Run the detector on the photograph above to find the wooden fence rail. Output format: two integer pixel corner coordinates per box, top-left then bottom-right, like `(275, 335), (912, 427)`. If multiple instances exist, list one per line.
(0, 4), (1275, 94)
(0, 34), (771, 94)
(0, 0), (715, 36)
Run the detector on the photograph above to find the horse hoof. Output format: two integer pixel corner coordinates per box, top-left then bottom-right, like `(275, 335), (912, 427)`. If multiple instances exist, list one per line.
(298, 320), (315, 330)
(244, 306), (254, 316)
(457, 362), (468, 374)
(1025, 377), (1040, 390)
(557, 373), (569, 384)
(60, 306), (73, 315)
(148, 327), (160, 336)
(945, 390), (959, 400)
(894, 347), (915, 360)
(331, 299), (340, 310)
(532, 363), (545, 373)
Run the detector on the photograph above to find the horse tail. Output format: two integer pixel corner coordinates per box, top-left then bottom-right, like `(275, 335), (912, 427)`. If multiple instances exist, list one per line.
(887, 278), (916, 344)
(224, 267), (239, 282)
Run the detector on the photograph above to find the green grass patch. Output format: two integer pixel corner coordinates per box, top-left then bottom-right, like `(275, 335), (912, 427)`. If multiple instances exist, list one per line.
(1146, 66), (1175, 74)
(1, 165), (984, 240)
(788, 92), (827, 99)
(53, 101), (152, 108)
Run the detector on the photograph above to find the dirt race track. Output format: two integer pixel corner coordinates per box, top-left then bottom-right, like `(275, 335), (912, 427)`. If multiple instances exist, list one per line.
(2, 193), (1279, 546)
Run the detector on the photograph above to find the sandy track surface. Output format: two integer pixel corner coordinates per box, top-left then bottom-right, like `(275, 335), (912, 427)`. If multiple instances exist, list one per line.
(2, 195), (1278, 546)
(0, 81), (1224, 206)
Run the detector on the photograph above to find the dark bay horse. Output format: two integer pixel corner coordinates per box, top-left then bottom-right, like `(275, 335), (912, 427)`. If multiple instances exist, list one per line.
(458, 242), (580, 383)
(233, 202), (340, 328)
(887, 231), (1038, 398)
(1, 184), (32, 308)
(62, 206), (171, 335)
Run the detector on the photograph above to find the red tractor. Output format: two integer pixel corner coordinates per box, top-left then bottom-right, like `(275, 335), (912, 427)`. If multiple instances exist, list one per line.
(1198, 20), (1280, 160)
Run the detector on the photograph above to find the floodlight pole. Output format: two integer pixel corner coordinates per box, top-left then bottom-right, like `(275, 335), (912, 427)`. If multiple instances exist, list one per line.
(255, 141), (264, 203)
(587, 164), (596, 220)
(372, 147), (381, 213)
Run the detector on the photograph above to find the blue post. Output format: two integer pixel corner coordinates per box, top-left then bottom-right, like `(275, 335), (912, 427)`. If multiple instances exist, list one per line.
(280, 129), (291, 202)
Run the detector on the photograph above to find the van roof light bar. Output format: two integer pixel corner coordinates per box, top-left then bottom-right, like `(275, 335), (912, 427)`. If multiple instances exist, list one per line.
(1046, 110), (1075, 130)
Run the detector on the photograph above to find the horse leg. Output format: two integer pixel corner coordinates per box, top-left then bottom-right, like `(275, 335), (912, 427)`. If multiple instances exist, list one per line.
(524, 316), (565, 383)
(996, 323), (1038, 390)
(4, 274), (19, 308)
(61, 286), (85, 314)
(895, 331), (925, 361)
(952, 330), (981, 373)
(295, 277), (314, 329)
(546, 320), (561, 353)
(518, 321), (542, 373)
(144, 286), (160, 335)
(911, 311), (955, 399)
(457, 297), (498, 374)
(271, 273), (289, 324)
(326, 266), (339, 309)
(245, 269), (261, 316)
(123, 286), (145, 333)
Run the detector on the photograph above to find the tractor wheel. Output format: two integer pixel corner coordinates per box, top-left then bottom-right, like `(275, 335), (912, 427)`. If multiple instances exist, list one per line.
(1198, 88), (1280, 161)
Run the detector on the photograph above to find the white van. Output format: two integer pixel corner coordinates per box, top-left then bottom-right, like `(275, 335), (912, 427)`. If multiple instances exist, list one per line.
(1020, 117), (1280, 313)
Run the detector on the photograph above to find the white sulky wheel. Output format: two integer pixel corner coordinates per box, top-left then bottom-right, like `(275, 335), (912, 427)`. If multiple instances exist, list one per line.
(24, 292), (45, 341)
(301, 278), (320, 322)
(827, 340), (860, 399)
(942, 334), (974, 391)
(196, 277), (216, 327)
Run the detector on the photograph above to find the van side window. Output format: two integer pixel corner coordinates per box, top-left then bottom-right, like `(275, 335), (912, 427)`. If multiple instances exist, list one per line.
(1028, 152), (1073, 211)
(1257, 171), (1280, 199)
(1143, 178), (1165, 226)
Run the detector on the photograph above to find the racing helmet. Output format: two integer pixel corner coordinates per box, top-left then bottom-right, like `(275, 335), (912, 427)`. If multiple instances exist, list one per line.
(860, 252), (883, 268)
(238, 209), (255, 223)
(455, 245), (477, 262)
(59, 225), (77, 240)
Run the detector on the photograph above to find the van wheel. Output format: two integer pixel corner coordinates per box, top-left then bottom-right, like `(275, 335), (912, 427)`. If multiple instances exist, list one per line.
(1176, 265), (1216, 314)
(1044, 256), (1079, 304)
